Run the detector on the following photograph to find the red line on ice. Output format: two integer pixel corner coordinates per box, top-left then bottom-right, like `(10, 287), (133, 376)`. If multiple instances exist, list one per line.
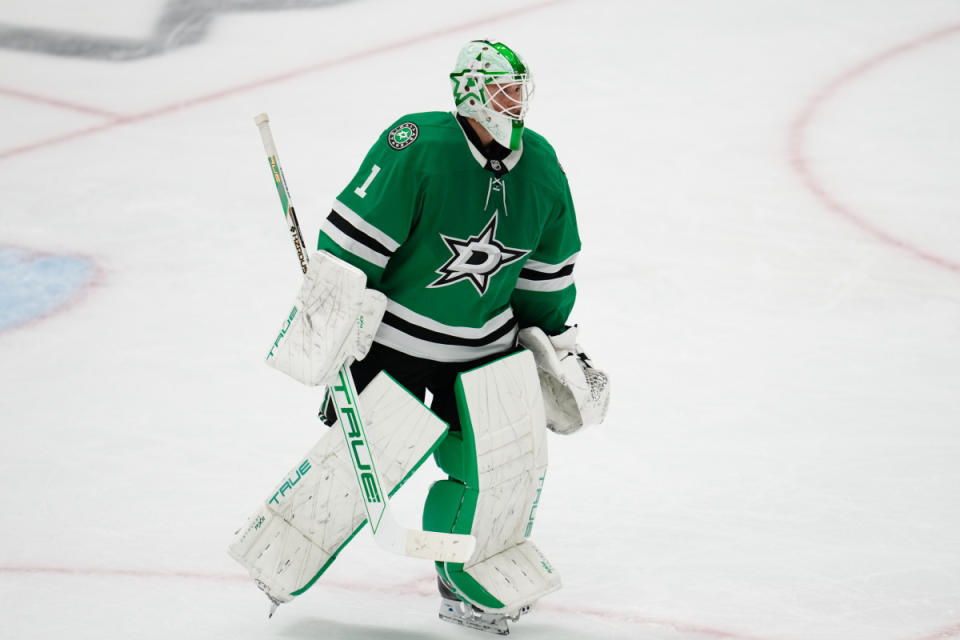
(0, 565), (778, 640)
(913, 622), (960, 640)
(538, 602), (777, 640)
(7, 564), (959, 640)
(0, 85), (121, 119)
(381, 573), (776, 639)
(788, 23), (960, 274)
(0, 0), (571, 162)
(0, 565), (245, 583)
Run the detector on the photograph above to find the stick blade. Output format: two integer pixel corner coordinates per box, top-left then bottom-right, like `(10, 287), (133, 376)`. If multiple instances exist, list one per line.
(373, 515), (476, 563)
(403, 530), (476, 563)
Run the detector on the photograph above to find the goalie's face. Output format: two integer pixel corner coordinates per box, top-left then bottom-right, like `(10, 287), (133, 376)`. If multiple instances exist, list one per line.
(485, 79), (527, 119)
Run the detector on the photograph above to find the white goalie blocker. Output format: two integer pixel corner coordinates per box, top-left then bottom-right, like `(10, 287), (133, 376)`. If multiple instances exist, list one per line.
(518, 325), (610, 435)
(265, 250), (386, 386)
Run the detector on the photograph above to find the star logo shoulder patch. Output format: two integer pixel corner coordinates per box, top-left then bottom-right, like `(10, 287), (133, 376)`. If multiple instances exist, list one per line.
(429, 212), (529, 295)
(388, 122), (419, 150)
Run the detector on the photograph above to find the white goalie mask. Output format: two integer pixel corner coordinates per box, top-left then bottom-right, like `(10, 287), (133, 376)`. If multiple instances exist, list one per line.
(450, 40), (534, 151)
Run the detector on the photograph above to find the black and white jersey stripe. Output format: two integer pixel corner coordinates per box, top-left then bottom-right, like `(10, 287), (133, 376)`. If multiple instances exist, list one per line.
(516, 252), (578, 292)
(375, 299), (518, 362)
(320, 199), (400, 268)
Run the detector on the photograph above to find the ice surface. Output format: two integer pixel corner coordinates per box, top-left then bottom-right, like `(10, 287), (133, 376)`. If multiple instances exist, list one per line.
(1, 1), (959, 639)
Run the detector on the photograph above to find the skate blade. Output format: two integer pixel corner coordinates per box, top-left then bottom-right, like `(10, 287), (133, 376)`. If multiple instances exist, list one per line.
(439, 611), (510, 636)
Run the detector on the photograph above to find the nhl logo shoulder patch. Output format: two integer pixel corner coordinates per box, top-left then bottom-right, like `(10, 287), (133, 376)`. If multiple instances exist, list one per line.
(388, 122), (419, 150)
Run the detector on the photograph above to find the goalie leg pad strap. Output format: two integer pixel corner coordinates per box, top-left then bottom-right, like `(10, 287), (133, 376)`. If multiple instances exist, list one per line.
(228, 372), (447, 602)
(426, 351), (561, 613)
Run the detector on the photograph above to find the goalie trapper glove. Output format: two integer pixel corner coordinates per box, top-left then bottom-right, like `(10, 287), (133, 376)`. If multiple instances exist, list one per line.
(518, 325), (610, 435)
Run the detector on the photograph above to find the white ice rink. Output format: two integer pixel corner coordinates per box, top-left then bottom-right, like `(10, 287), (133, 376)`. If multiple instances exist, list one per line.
(1, 1), (959, 638)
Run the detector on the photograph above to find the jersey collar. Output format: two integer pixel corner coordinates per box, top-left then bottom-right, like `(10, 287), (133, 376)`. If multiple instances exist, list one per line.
(454, 112), (523, 177)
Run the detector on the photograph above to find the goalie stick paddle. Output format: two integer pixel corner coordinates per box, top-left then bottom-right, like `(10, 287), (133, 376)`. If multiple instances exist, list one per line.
(253, 113), (475, 564)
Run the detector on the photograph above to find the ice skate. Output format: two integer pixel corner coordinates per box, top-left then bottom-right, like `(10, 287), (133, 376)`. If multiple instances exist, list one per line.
(437, 578), (531, 636)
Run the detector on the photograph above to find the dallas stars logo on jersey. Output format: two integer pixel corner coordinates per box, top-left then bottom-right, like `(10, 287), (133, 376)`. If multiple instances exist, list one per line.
(388, 122), (419, 150)
(429, 211), (528, 295)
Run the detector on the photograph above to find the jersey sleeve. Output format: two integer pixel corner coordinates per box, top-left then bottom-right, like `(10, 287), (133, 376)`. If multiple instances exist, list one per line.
(316, 120), (419, 288)
(510, 168), (581, 334)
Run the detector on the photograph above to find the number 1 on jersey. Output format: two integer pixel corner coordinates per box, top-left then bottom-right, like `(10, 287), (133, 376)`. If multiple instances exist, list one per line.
(354, 165), (381, 199)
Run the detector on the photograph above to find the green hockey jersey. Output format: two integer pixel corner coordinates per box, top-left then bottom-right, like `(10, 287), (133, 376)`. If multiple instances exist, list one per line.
(318, 111), (580, 363)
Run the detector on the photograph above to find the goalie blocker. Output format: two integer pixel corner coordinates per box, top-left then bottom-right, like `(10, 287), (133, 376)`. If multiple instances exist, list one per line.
(265, 250), (385, 387)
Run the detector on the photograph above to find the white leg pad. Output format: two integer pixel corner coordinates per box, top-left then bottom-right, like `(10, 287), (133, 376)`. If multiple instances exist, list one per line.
(462, 540), (560, 612)
(448, 351), (561, 612)
(228, 372), (447, 603)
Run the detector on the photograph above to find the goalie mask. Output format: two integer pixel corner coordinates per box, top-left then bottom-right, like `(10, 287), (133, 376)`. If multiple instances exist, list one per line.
(450, 40), (534, 151)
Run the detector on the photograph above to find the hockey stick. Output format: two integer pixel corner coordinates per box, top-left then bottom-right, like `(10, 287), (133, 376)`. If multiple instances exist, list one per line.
(256, 114), (308, 275)
(253, 113), (475, 563)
